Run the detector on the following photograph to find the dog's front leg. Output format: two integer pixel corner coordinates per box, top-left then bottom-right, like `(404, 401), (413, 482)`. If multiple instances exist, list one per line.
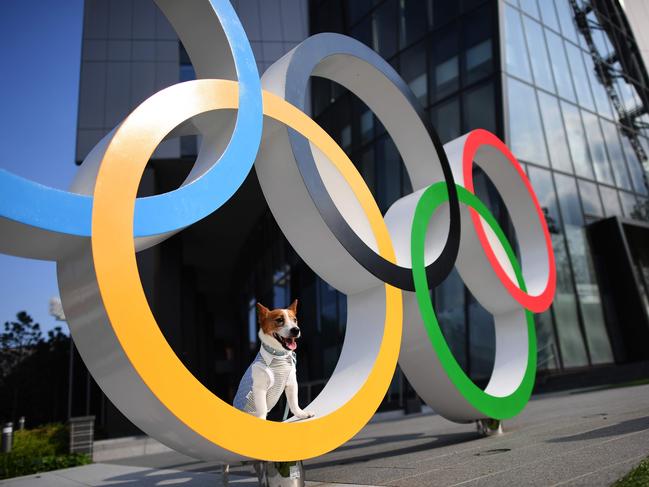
(286, 370), (314, 419)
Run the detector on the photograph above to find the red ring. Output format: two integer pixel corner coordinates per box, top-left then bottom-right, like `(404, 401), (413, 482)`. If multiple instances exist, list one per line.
(462, 129), (556, 313)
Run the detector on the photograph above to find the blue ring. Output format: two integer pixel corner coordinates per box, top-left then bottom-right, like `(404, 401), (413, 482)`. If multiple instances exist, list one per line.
(0, 0), (262, 239)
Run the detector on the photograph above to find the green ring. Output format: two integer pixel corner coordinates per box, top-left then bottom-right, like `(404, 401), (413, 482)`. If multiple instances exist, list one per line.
(411, 182), (537, 419)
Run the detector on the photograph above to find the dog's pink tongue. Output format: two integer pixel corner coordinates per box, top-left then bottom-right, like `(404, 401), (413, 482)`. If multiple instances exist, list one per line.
(288, 339), (297, 351)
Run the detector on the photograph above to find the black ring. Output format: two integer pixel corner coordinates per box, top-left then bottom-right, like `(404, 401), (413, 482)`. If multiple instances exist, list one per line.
(283, 33), (461, 291)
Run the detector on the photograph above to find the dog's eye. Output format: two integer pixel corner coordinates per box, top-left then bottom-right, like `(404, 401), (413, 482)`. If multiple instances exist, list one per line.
(275, 318), (283, 324)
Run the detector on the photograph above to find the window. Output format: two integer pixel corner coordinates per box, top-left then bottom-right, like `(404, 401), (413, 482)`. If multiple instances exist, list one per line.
(538, 92), (573, 173)
(600, 120), (632, 191)
(538, 0), (560, 32)
(398, 0), (428, 48)
(463, 82), (496, 133)
(599, 185), (623, 217)
(564, 43), (595, 111)
(577, 179), (603, 217)
(581, 110), (614, 185)
(464, 5), (493, 84)
(504, 5), (532, 81)
(430, 25), (459, 101)
(553, 0), (578, 44)
(546, 30), (576, 102)
(372, 0), (398, 59)
(400, 41), (427, 106)
(561, 101), (594, 179)
(430, 96), (460, 144)
(522, 15), (554, 92)
(507, 77), (548, 166)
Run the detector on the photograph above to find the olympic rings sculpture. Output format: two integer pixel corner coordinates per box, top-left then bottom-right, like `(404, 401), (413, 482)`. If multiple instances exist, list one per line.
(0, 0), (555, 462)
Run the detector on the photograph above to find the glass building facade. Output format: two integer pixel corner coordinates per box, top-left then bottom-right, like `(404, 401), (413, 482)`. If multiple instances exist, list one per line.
(73, 0), (649, 437)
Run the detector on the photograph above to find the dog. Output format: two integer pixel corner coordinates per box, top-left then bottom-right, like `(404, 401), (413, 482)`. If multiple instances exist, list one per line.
(233, 299), (314, 420)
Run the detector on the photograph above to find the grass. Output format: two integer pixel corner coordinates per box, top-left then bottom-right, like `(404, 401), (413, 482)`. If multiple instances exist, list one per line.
(613, 456), (649, 487)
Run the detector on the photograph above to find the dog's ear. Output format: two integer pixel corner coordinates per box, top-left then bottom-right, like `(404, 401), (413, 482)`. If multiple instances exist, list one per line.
(288, 299), (298, 314)
(256, 303), (270, 323)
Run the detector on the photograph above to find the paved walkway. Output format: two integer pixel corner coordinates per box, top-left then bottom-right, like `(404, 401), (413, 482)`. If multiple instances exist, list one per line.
(2, 383), (649, 486)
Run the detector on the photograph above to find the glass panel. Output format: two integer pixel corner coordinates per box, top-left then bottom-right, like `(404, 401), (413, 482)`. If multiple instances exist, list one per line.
(464, 5), (493, 84)
(582, 50), (615, 119)
(360, 147), (376, 196)
(564, 43), (595, 111)
(553, 0), (578, 43)
(431, 0), (459, 28)
(400, 41), (427, 106)
(620, 191), (638, 218)
(435, 268), (467, 373)
(600, 185), (623, 217)
(561, 101), (593, 178)
(504, 5), (532, 81)
(522, 16), (555, 92)
(600, 120), (632, 190)
(372, 0), (398, 59)
(581, 111), (614, 185)
(538, 92), (573, 172)
(621, 134), (649, 196)
(535, 310), (560, 370)
(519, 0), (540, 19)
(431, 96), (460, 144)
(545, 30), (576, 102)
(577, 179), (603, 217)
(538, 0), (560, 33)
(377, 136), (402, 213)
(527, 166), (589, 367)
(463, 83), (496, 133)
(507, 78), (548, 166)
(467, 293), (495, 383)
(346, 0), (373, 26)
(555, 174), (614, 365)
(399, 0), (428, 48)
(430, 25), (459, 101)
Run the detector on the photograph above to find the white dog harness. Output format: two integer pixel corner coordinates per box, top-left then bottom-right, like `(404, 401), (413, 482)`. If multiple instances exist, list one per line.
(233, 342), (296, 416)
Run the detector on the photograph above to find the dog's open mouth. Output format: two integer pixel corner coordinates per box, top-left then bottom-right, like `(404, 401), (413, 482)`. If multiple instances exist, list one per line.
(274, 333), (298, 351)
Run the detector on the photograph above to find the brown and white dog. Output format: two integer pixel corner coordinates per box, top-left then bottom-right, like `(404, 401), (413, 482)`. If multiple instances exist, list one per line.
(233, 300), (314, 420)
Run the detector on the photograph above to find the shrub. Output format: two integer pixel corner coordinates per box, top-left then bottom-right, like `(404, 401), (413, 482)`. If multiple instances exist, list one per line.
(0, 423), (91, 480)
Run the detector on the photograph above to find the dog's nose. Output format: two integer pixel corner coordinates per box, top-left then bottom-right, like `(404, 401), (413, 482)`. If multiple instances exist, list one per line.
(290, 327), (300, 337)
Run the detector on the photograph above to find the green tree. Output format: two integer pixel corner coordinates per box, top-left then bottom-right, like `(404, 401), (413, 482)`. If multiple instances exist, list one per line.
(0, 312), (43, 380)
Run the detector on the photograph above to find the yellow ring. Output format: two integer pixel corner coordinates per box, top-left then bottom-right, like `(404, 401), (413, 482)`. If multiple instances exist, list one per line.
(91, 79), (402, 461)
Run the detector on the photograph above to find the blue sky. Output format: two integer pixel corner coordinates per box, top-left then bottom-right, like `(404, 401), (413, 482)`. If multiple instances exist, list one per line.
(0, 1), (84, 334)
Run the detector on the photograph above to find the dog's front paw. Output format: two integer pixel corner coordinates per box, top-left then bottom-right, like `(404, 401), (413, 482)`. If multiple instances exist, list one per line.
(295, 409), (315, 419)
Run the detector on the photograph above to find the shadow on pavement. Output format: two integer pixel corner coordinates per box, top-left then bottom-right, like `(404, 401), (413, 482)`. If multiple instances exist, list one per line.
(306, 431), (478, 469)
(548, 416), (649, 443)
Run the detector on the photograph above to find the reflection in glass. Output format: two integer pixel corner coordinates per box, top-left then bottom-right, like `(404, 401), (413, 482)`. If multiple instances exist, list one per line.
(577, 179), (603, 217)
(507, 77), (548, 166)
(519, 0), (540, 19)
(600, 120), (632, 190)
(561, 101), (593, 179)
(600, 185), (623, 217)
(522, 15), (555, 92)
(504, 5), (532, 81)
(431, 96), (460, 144)
(538, 0), (560, 32)
(581, 110), (614, 185)
(621, 134), (649, 196)
(553, 0), (578, 43)
(564, 43), (595, 111)
(535, 310), (560, 370)
(581, 50), (615, 120)
(465, 40), (492, 85)
(620, 191), (638, 219)
(463, 83), (496, 133)
(546, 30), (576, 102)
(538, 92), (573, 172)
(555, 174), (613, 364)
(527, 167), (589, 367)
